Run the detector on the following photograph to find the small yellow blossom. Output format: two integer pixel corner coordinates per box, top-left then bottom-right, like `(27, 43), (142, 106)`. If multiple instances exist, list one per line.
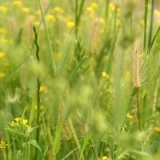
(0, 73), (5, 78)
(140, 19), (144, 25)
(117, 8), (121, 13)
(22, 7), (30, 13)
(0, 38), (8, 43)
(155, 126), (160, 132)
(91, 2), (98, 9)
(12, 0), (22, 6)
(53, 7), (64, 13)
(154, 9), (160, 17)
(0, 51), (5, 58)
(126, 113), (133, 119)
(34, 105), (44, 110)
(0, 141), (8, 149)
(101, 156), (109, 160)
(40, 85), (47, 92)
(102, 72), (109, 79)
(0, 28), (6, 34)
(34, 21), (40, 26)
(86, 7), (94, 13)
(46, 14), (55, 21)
(0, 6), (8, 13)
(67, 22), (75, 29)
(99, 18), (105, 24)
(14, 118), (21, 123)
(109, 3), (115, 11)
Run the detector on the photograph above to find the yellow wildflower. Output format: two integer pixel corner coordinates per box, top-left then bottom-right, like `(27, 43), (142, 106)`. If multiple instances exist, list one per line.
(0, 38), (9, 44)
(67, 22), (75, 29)
(0, 6), (8, 13)
(0, 28), (6, 34)
(99, 18), (105, 25)
(22, 7), (30, 13)
(0, 51), (5, 58)
(34, 21), (40, 26)
(117, 7), (121, 13)
(14, 118), (21, 123)
(23, 119), (28, 125)
(155, 127), (160, 132)
(53, 7), (64, 13)
(12, 0), (22, 6)
(109, 3), (115, 11)
(102, 156), (109, 160)
(91, 2), (98, 9)
(0, 141), (8, 149)
(154, 9), (160, 17)
(102, 72), (109, 79)
(34, 105), (44, 110)
(126, 113), (133, 119)
(40, 85), (47, 92)
(0, 73), (5, 78)
(140, 19), (144, 25)
(46, 14), (55, 21)
(86, 7), (94, 13)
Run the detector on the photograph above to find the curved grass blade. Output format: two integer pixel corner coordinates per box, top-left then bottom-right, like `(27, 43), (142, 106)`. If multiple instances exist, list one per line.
(0, 50), (34, 88)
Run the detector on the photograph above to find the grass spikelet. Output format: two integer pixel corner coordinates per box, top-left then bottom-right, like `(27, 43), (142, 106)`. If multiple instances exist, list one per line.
(133, 41), (141, 88)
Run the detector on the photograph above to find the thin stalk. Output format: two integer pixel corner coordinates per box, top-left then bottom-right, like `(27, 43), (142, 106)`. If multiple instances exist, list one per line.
(38, 0), (56, 74)
(89, 140), (97, 159)
(144, 0), (149, 51)
(136, 88), (140, 130)
(105, 0), (110, 20)
(148, 0), (155, 51)
(69, 119), (85, 160)
(69, 140), (78, 160)
(37, 0), (54, 31)
(75, 0), (79, 37)
(33, 26), (41, 159)
(75, 0), (85, 38)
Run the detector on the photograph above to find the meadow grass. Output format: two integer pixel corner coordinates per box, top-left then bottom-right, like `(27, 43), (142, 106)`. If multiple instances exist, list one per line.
(0, 0), (160, 160)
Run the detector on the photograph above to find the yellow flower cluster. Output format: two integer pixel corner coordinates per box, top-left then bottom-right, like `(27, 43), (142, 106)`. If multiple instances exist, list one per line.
(109, 3), (121, 13)
(0, 141), (8, 149)
(102, 72), (109, 79)
(0, 51), (5, 58)
(126, 113), (133, 119)
(0, 28), (6, 34)
(101, 156), (109, 160)
(67, 22), (75, 29)
(53, 7), (64, 14)
(154, 126), (160, 132)
(11, 118), (31, 129)
(46, 14), (55, 22)
(12, 0), (22, 7)
(21, 7), (30, 13)
(86, 2), (98, 16)
(40, 85), (47, 92)
(0, 6), (8, 13)
(0, 72), (5, 78)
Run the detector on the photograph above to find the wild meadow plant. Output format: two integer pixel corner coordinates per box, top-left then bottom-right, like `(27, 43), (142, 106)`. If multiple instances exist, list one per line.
(0, 0), (160, 160)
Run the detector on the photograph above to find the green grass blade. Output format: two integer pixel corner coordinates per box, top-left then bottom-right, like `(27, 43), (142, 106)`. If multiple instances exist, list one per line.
(38, 0), (57, 74)
(67, 57), (86, 83)
(0, 51), (34, 88)
(148, 0), (155, 51)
